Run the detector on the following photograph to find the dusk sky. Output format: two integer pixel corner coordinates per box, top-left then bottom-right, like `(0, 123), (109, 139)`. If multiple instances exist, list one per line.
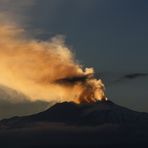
(0, 0), (148, 119)
(29, 0), (148, 112)
(0, 2), (148, 147)
(28, 0), (148, 73)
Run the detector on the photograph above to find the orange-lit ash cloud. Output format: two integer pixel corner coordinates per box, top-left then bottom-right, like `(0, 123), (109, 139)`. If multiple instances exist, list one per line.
(0, 24), (107, 103)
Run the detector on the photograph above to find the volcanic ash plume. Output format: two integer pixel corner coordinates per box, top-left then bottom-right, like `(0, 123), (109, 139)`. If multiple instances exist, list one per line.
(0, 24), (107, 103)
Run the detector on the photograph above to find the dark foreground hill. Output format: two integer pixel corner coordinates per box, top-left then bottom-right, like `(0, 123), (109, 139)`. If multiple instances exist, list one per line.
(0, 100), (148, 147)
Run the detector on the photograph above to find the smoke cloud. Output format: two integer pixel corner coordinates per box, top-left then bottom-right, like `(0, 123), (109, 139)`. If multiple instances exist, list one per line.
(0, 0), (107, 104)
(0, 24), (107, 103)
(0, 0), (34, 25)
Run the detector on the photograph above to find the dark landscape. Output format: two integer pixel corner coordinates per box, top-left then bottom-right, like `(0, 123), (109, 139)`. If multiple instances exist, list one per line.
(0, 100), (148, 147)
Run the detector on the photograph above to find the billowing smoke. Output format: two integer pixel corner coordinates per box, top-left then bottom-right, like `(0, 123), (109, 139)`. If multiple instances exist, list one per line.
(0, 24), (107, 103)
(0, 0), (107, 104)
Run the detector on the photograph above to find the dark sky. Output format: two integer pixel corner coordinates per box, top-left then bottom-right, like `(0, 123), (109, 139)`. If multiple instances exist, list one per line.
(26, 0), (148, 112)
(29, 0), (148, 73)
(0, 0), (148, 118)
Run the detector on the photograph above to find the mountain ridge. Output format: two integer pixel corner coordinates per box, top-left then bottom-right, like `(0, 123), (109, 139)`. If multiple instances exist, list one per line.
(1, 100), (148, 129)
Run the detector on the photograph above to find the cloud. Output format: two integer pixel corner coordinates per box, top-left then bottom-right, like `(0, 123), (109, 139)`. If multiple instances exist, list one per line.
(113, 73), (148, 84)
(122, 73), (148, 80)
(0, 0), (106, 104)
(0, 84), (49, 119)
(0, 0), (34, 25)
(0, 100), (49, 120)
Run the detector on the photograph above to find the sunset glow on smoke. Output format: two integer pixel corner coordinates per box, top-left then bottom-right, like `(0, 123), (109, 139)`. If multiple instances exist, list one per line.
(0, 24), (107, 103)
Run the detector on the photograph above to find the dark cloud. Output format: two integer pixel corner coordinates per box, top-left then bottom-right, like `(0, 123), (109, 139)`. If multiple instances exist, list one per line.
(55, 75), (87, 85)
(113, 73), (148, 84)
(122, 73), (148, 80)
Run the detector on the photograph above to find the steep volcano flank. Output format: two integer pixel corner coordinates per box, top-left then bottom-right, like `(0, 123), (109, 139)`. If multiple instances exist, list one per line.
(1, 101), (148, 129)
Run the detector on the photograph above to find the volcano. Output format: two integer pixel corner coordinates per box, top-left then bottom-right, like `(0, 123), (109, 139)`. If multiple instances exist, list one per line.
(0, 100), (148, 147)
(1, 100), (148, 127)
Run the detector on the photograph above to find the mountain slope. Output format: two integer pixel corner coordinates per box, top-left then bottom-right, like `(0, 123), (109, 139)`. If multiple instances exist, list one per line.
(0, 100), (148, 147)
(1, 100), (148, 128)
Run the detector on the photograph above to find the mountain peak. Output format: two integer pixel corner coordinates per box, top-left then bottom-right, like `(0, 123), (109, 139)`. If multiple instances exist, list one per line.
(1, 100), (148, 129)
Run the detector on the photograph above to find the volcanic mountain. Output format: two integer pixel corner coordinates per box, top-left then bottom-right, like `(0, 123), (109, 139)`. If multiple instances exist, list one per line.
(1, 100), (148, 128)
(0, 100), (148, 147)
